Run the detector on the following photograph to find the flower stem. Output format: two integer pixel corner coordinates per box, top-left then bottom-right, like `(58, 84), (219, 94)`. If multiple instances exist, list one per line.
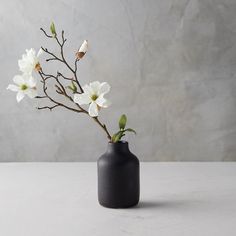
(92, 117), (111, 140)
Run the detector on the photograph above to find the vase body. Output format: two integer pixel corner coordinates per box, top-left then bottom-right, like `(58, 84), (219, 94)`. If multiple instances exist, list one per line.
(97, 141), (140, 208)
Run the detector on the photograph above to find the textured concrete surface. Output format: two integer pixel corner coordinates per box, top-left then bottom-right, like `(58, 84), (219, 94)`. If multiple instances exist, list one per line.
(1, 0), (236, 161)
(0, 163), (236, 235)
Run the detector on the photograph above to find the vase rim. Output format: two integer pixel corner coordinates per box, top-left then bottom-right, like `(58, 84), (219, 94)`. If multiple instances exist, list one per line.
(107, 141), (129, 153)
(108, 141), (128, 144)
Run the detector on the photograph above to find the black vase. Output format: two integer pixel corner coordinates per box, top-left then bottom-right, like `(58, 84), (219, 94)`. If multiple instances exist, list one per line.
(97, 141), (140, 208)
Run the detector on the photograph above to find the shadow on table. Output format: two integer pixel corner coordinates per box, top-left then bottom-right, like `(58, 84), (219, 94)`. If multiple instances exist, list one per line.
(134, 199), (199, 210)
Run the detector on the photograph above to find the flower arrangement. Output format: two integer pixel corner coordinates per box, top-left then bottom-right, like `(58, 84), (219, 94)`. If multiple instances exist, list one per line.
(7, 23), (136, 143)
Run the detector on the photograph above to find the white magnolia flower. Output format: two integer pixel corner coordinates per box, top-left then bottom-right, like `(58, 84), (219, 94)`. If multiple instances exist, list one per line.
(7, 74), (37, 103)
(18, 48), (43, 74)
(76, 40), (88, 59)
(74, 81), (111, 117)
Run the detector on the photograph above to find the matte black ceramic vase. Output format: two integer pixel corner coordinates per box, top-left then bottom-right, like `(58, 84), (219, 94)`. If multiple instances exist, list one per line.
(97, 141), (140, 208)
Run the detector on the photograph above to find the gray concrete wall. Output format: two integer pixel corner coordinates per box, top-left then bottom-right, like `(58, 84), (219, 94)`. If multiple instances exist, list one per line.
(1, 0), (236, 161)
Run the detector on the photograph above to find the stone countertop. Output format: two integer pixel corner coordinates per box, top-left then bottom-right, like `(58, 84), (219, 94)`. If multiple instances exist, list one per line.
(0, 162), (235, 236)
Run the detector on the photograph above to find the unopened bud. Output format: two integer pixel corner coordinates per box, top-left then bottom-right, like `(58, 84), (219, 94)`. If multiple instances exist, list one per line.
(68, 81), (77, 93)
(50, 22), (57, 37)
(76, 40), (88, 59)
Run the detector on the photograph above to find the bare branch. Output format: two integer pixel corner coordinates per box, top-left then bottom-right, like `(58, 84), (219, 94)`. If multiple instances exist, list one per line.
(38, 29), (112, 140)
(40, 28), (53, 38)
(35, 95), (47, 99)
(62, 30), (65, 42)
(38, 71), (86, 114)
(55, 32), (83, 93)
(41, 47), (63, 62)
(40, 29), (84, 93)
(74, 58), (79, 74)
(57, 72), (76, 82)
(93, 117), (112, 140)
(46, 58), (58, 62)
(55, 85), (63, 94)
(37, 104), (60, 111)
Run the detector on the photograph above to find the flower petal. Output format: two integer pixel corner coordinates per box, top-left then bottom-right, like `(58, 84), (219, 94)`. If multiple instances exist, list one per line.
(37, 48), (43, 57)
(96, 95), (111, 108)
(88, 102), (98, 117)
(16, 91), (25, 102)
(82, 84), (93, 96)
(27, 75), (37, 87)
(26, 48), (36, 56)
(99, 82), (110, 95)
(13, 75), (24, 85)
(18, 60), (32, 74)
(7, 84), (19, 92)
(74, 93), (91, 105)
(79, 40), (88, 53)
(25, 88), (37, 98)
(18, 48), (38, 74)
(89, 81), (100, 94)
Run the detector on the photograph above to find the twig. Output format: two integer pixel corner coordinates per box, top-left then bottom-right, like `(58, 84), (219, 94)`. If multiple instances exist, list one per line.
(40, 28), (53, 38)
(38, 71), (85, 114)
(37, 104), (60, 111)
(35, 95), (47, 99)
(61, 30), (65, 42)
(93, 117), (112, 140)
(55, 85), (63, 94)
(41, 47), (63, 62)
(40, 28), (83, 93)
(46, 58), (58, 62)
(57, 72), (76, 82)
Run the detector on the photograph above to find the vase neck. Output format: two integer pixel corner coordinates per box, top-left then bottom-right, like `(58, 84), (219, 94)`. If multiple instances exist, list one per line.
(107, 141), (130, 153)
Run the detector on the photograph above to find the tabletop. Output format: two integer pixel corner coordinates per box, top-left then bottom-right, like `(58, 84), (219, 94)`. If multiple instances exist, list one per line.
(0, 162), (235, 236)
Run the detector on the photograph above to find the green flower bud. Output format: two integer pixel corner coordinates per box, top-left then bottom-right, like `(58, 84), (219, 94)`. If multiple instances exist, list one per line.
(50, 22), (56, 37)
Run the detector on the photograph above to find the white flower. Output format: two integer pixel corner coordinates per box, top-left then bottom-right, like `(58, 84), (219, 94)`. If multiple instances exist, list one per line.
(7, 74), (37, 103)
(76, 40), (88, 59)
(18, 48), (43, 74)
(74, 81), (111, 117)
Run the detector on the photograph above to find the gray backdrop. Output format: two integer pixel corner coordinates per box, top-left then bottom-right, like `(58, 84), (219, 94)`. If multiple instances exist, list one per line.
(1, 0), (236, 161)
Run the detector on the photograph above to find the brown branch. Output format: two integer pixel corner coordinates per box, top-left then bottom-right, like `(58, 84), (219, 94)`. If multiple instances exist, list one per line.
(37, 104), (60, 111)
(40, 28), (83, 93)
(55, 85), (63, 94)
(46, 58), (58, 62)
(74, 59), (79, 75)
(40, 28), (53, 38)
(56, 35), (79, 78)
(39, 71), (111, 139)
(41, 70), (76, 102)
(41, 47), (63, 62)
(93, 117), (112, 140)
(38, 28), (112, 141)
(38, 71), (85, 114)
(57, 72), (76, 82)
(61, 30), (65, 43)
(73, 59), (82, 92)
(35, 95), (47, 99)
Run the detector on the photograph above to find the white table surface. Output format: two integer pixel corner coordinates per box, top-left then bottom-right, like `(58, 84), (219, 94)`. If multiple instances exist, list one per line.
(0, 162), (235, 236)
